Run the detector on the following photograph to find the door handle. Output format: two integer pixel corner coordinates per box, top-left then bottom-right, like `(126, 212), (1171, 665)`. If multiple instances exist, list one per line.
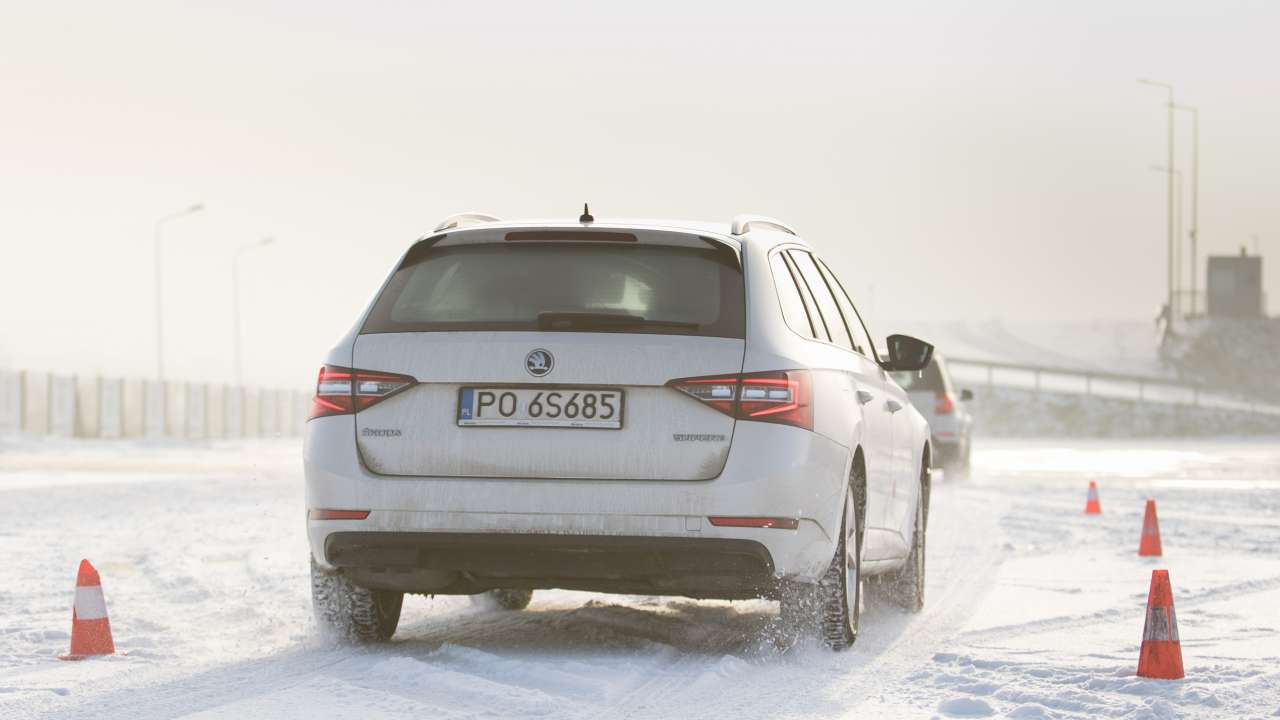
(855, 390), (874, 405)
(885, 399), (903, 414)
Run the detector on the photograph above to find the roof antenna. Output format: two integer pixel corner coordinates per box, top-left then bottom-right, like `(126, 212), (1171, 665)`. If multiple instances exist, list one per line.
(579, 203), (594, 223)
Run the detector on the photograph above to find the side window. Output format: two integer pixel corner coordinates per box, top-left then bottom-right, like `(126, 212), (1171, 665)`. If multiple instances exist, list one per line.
(790, 251), (854, 351)
(782, 252), (828, 341)
(818, 257), (876, 359)
(768, 252), (816, 338)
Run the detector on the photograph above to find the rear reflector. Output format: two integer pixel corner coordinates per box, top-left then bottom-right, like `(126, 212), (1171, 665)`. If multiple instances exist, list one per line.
(309, 509), (371, 520)
(708, 516), (800, 530)
(668, 370), (813, 430)
(309, 365), (417, 420)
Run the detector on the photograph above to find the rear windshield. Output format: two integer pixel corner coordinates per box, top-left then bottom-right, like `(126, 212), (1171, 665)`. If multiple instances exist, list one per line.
(362, 241), (745, 338)
(892, 360), (945, 392)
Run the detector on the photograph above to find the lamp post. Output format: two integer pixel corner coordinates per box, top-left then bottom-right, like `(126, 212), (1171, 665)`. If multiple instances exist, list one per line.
(232, 237), (274, 387)
(1151, 166), (1183, 315)
(1139, 79), (1176, 319)
(154, 203), (204, 381)
(1174, 103), (1199, 317)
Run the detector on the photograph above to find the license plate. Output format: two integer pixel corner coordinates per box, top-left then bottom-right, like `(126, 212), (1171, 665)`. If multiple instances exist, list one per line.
(457, 387), (624, 429)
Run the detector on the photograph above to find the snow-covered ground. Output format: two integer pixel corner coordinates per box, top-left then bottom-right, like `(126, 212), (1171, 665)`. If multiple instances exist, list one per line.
(2, 435), (1278, 719)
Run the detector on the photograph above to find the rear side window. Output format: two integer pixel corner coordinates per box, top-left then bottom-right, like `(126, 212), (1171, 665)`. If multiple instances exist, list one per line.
(362, 241), (745, 338)
(816, 259), (870, 356)
(790, 251), (855, 352)
(785, 252), (830, 341)
(769, 252), (816, 338)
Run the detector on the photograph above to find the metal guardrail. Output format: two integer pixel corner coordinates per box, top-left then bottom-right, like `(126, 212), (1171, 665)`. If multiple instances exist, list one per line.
(945, 357), (1280, 417)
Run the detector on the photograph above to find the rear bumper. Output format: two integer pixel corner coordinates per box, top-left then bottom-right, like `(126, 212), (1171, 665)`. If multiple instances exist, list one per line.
(325, 531), (776, 599)
(930, 436), (966, 465)
(305, 415), (849, 593)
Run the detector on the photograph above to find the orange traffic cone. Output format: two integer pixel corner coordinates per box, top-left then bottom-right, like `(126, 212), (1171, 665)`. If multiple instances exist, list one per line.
(1138, 498), (1163, 557)
(59, 559), (115, 660)
(1084, 481), (1102, 514)
(1137, 569), (1184, 679)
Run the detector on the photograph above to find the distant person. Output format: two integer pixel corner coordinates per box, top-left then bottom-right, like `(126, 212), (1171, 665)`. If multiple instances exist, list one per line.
(1155, 303), (1176, 347)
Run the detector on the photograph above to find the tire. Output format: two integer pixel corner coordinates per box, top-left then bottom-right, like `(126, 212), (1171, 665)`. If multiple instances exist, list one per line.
(942, 441), (970, 481)
(311, 558), (403, 642)
(883, 462), (928, 612)
(472, 589), (534, 610)
(779, 477), (863, 651)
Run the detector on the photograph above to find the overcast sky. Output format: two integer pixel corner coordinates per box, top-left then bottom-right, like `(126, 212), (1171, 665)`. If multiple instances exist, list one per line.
(2, 1), (1276, 387)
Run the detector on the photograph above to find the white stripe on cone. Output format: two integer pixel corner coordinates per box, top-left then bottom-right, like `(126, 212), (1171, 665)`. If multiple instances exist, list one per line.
(74, 585), (108, 620)
(1143, 605), (1181, 642)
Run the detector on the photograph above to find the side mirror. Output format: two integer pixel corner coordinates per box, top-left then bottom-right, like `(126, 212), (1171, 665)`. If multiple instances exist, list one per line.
(960, 389), (974, 401)
(881, 334), (934, 373)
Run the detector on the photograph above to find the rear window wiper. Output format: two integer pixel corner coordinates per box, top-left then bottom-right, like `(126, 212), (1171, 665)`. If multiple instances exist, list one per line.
(537, 312), (698, 331)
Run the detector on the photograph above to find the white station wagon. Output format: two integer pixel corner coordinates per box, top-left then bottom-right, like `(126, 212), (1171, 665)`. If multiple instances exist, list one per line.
(305, 211), (935, 649)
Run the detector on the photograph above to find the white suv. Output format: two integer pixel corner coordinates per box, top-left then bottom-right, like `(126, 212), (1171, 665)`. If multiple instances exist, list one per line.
(305, 212), (935, 650)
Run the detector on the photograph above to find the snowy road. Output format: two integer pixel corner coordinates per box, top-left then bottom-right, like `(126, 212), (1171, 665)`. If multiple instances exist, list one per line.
(2, 436), (1278, 719)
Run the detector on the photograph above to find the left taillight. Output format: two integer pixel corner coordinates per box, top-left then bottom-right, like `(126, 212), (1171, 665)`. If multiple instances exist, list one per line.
(668, 370), (813, 431)
(935, 392), (955, 415)
(308, 365), (417, 420)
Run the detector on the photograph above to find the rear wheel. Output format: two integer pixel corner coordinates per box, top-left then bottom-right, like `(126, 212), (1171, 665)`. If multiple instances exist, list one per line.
(820, 490), (863, 649)
(883, 462), (928, 612)
(779, 474), (863, 651)
(311, 558), (403, 642)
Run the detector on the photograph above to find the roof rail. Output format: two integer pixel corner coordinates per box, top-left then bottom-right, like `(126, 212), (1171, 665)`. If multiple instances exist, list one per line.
(433, 212), (502, 233)
(730, 214), (796, 236)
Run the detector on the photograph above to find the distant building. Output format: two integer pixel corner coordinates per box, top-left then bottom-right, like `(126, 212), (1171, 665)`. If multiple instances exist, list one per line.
(1206, 249), (1264, 317)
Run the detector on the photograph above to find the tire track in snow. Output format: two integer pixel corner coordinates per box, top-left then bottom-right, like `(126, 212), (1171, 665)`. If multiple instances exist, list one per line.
(622, 480), (1012, 718)
(954, 574), (1280, 644)
(34, 645), (360, 720)
(395, 596), (775, 718)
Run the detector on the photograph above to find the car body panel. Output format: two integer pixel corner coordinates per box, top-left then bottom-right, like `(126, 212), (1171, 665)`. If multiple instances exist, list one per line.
(307, 414), (849, 585)
(351, 332), (744, 479)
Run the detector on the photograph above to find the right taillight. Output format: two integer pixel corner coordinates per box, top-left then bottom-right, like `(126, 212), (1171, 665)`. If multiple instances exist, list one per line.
(668, 370), (813, 430)
(309, 365), (417, 420)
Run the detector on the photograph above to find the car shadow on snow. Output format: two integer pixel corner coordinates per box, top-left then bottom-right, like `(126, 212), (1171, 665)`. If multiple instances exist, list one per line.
(396, 596), (775, 655)
(389, 589), (921, 661)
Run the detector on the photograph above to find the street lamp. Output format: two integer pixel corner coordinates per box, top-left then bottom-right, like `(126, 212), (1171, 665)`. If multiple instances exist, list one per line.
(1174, 103), (1199, 316)
(154, 203), (205, 380)
(232, 237), (274, 387)
(1139, 79), (1176, 320)
(1151, 165), (1183, 317)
